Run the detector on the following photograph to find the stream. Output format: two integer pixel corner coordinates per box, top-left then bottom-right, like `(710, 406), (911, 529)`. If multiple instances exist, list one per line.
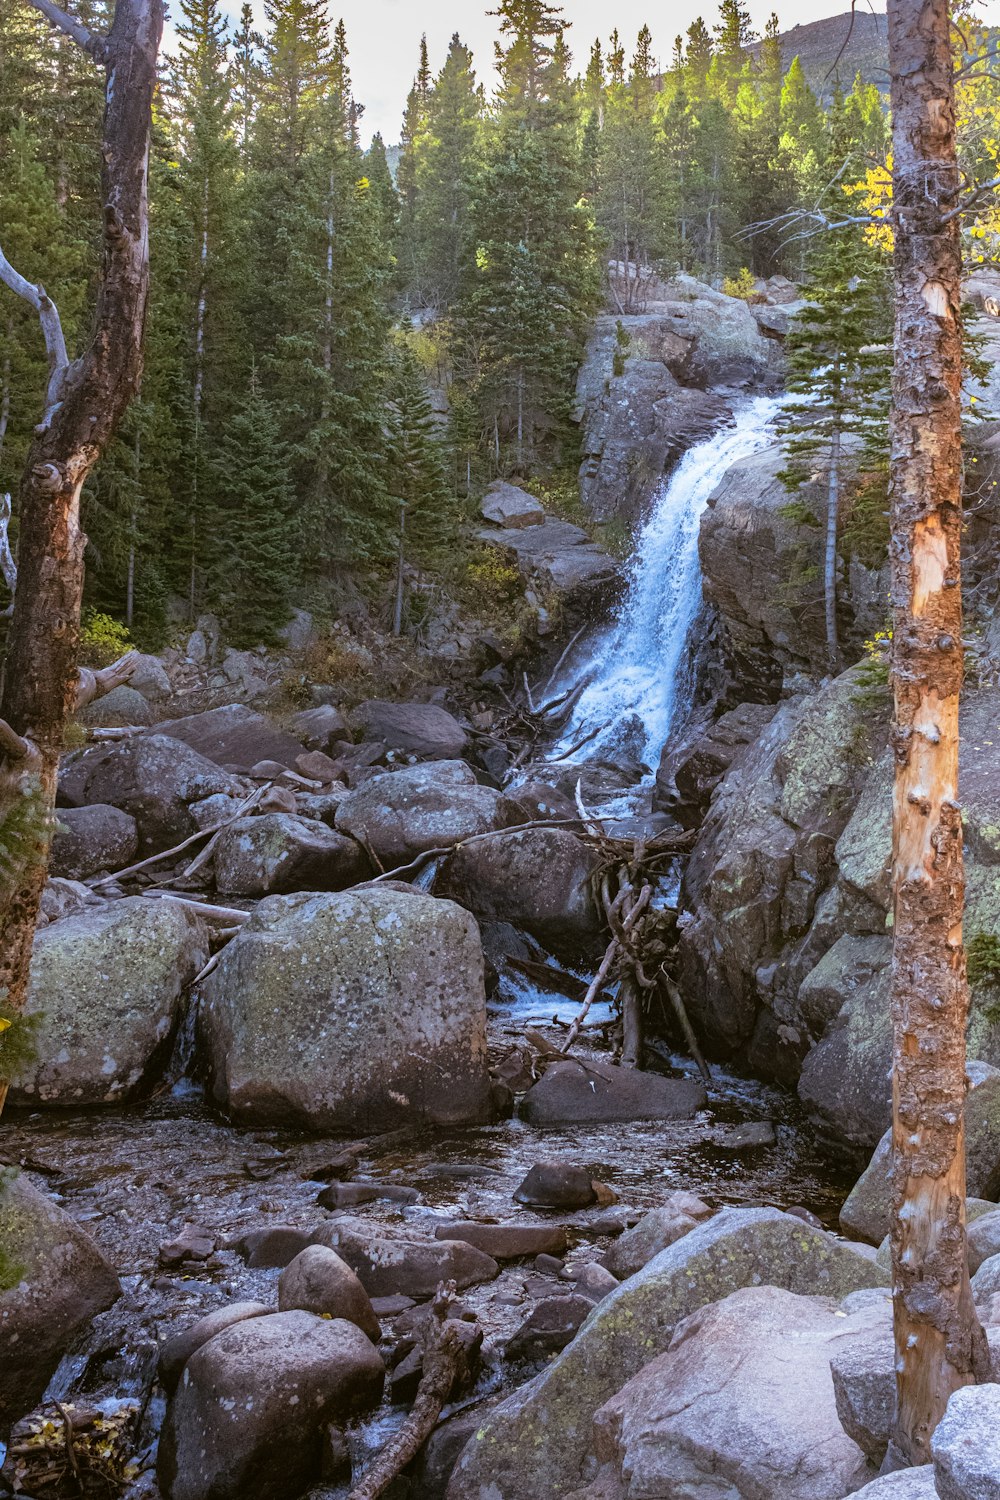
(2, 396), (854, 1496)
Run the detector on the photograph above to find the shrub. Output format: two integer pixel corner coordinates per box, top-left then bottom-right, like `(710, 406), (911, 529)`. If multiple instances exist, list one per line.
(79, 610), (132, 667)
(722, 267), (758, 301)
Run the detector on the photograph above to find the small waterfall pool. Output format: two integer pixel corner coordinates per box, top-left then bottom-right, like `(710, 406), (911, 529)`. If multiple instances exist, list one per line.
(553, 395), (783, 773)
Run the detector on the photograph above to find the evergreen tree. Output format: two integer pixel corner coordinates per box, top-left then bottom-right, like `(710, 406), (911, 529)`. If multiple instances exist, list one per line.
(385, 346), (456, 635)
(397, 34), (432, 296)
(412, 34), (482, 311)
(231, 3), (264, 159)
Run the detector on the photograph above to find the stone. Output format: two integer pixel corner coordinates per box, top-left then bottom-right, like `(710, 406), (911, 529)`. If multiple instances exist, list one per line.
(851, 1475), (938, 1500)
(38, 877), (103, 924)
(720, 1120), (776, 1149)
(477, 520), (618, 614)
(352, 699), (468, 759)
(200, 887), (492, 1131)
(480, 481), (546, 529)
(590, 1287), (874, 1500)
(973, 1252), (1000, 1317)
(212, 813), (368, 895)
(520, 1060), (706, 1126)
(81, 735), (248, 853)
(828, 1290), (896, 1465)
(969, 1208), (1000, 1273)
(50, 804), (139, 880)
(932, 1382), (1000, 1500)
(514, 1162), (597, 1210)
(278, 607), (315, 652)
(843, 1061), (1000, 1244)
(78, 683), (154, 727)
(603, 1192), (715, 1279)
(189, 792), (246, 829)
(186, 629), (208, 663)
(571, 1263), (620, 1303)
(316, 1181), (419, 1208)
(235, 1225), (314, 1269)
(506, 1295), (595, 1361)
(128, 653), (173, 700)
(433, 1222), (569, 1259)
(296, 749), (343, 783)
(160, 1223), (216, 1266)
(158, 1302), (270, 1394)
(0, 1172), (120, 1424)
(335, 760), (506, 869)
(157, 1311), (384, 1500)
(10, 898), (209, 1107)
(149, 703), (308, 772)
(438, 826), (601, 957)
(445, 1207), (887, 1500)
(655, 702), (777, 827)
(498, 780), (579, 824)
(289, 704), (349, 751)
(313, 1218), (499, 1298)
(278, 1246), (381, 1342)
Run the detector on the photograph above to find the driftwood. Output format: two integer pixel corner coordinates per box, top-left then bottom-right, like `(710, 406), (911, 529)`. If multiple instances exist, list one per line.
(347, 1284), (481, 1500)
(89, 783), (269, 889)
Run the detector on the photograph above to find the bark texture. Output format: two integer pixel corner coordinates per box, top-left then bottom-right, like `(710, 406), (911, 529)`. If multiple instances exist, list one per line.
(886, 0), (990, 1466)
(0, 0), (162, 1075)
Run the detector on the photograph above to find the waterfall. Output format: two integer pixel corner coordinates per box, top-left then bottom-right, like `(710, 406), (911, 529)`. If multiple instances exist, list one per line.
(554, 394), (783, 770)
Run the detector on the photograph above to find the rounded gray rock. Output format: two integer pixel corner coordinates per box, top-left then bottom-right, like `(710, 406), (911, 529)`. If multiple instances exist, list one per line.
(278, 1245), (380, 1341)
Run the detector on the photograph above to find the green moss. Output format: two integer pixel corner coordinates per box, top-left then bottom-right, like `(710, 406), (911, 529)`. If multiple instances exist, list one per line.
(968, 932), (1000, 988)
(0, 993), (40, 1085)
(0, 1168), (25, 1289)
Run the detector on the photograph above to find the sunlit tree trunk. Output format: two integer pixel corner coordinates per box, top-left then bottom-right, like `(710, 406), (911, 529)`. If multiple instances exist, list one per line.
(886, 0), (990, 1466)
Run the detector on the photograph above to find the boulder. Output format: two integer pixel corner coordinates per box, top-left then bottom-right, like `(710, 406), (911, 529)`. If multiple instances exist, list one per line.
(158, 1302), (270, 1394)
(199, 887), (492, 1130)
(445, 1207), (886, 1500)
(841, 1061), (1000, 1243)
(932, 1382), (1000, 1500)
(480, 481), (546, 529)
(127, 652), (173, 700)
(80, 735), (248, 853)
(477, 520), (618, 612)
(828, 1290), (896, 1465)
(157, 1311), (384, 1500)
(655, 701), (778, 825)
(148, 703), (308, 772)
(590, 1287), (874, 1500)
(973, 1253), (1000, 1319)
(514, 1162), (597, 1210)
(78, 683), (154, 727)
(851, 1474), (938, 1500)
(969, 1209), (1000, 1273)
(278, 607), (315, 653)
(10, 898), (209, 1107)
(603, 1192), (715, 1279)
(0, 1172), (120, 1424)
(519, 1060), (706, 1125)
(212, 813), (368, 895)
(335, 760), (505, 869)
(438, 826), (601, 956)
(507, 1295), (595, 1361)
(433, 1222), (568, 1260)
(37, 876), (103, 925)
(288, 704), (349, 751)
(277, 1246), (380, 1341)
(352, 699), (468, 759)
(235, 1225), (314, 1269)
(50, 803), (138, 880)
(313, 1218), (498, 1298)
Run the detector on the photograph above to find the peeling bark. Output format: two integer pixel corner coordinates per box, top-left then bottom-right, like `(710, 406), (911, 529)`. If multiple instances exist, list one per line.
(886, 0), (990, 1466)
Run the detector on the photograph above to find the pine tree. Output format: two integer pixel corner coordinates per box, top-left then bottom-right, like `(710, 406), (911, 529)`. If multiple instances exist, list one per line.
(231, 2), (264, 159)
(412, 33), (482, 311)
(385, 346), (456, 635)
(397, 34), (432, 298)
(596, 27), (666, 307)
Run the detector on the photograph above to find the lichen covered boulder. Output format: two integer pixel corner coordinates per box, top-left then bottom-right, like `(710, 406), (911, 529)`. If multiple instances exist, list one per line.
(335, 761), (505, 868)
(200, 887), (492, 1130)
(212, 812), (368, 895)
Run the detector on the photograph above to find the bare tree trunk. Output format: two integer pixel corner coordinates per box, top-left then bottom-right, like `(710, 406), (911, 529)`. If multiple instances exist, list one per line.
(0, 0), (162, 1110)
(885, 0), (990, 1466)
(0, 330), (12, 465)
(393, 504), (406, 638)
(825, 417), (841, 668)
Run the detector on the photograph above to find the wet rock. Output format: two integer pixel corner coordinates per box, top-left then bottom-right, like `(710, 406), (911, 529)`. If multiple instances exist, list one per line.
(570, 1263), (620, 1303)
(78, 683), (154, 727)
(81, 735), (248, 853)
(520, 1060), (706, 1126)
(480, 481), (545, 529)
(932, 1382), (1000, 1500)
(506, 1295), (594, 1361)
(50, 803), (139, 880)
(11, 898), (209, 1107)
(433, 1222), (568, 1260)
(289, 703), (349, 751)
(316, 1181), (419, 1209)
(159, 1223), (216, 1266)
(278, 1245), (380, 1342)
(352, 699), (468, 759)
(590, 1287), (874, 1500)
(0, 1173), (120, 1425)
(439, 827), (601, 957)
(514, 1162), (597, 1210)
(603, 1192), (715, 1279)
(212, 813), (368, 895)
(445, 1207), (886, 1500)
(719, 1120), (776, 1150)
(335, 760), (506, 868)
(842, 1061), (1000, 1244)
(200, 887), (492, 1131)
(157, 1311), (384, 1500)
(235, 1225), (314, 1269)
(655, 702), (777, 826)
(147, 703), (308, 773)
(314, 1218), (498, 1298)
(158, 1302), (270, 1394)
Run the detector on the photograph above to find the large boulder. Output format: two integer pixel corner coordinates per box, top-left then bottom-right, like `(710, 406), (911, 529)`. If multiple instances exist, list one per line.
(200, 887), (492, 1130)
(446, 1207), (886, 1499)
(313, 1217), (499, 1298)
(157, 1311), (384, 1500)
(0, 1172), (120, 1425)
(149, 703), (307, 771)
(78, 683), (154, 727)
(438, 826), (600, 957)
(351, 699), (468, 759)
(480, 481), (545, 529)
(50, 803), (138, 880)
(212, 813), (368, 895)
(77, 735), (248, 853)
(590, 1286), (875, 1500)
(335, 761), (505, 869)
(477, 520), (618, 616)
(603, 1193), (715, 1278)
(932, 1383), (1000, 1500)
(10, 898), (209, 1107)
(277, 1246), (380, 1341)
(519, 1060), (706, 1125)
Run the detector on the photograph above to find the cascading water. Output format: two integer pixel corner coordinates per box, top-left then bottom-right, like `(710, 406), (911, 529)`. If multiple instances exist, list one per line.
(553, 394), (783, 770)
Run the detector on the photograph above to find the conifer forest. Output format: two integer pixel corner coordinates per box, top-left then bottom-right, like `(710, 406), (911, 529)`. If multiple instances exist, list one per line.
(5, 1), (1000, 1498)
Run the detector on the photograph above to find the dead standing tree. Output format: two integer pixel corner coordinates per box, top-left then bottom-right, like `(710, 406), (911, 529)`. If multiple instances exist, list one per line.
(886, 0), (990, 1466)
(0, 0), (163, 1104)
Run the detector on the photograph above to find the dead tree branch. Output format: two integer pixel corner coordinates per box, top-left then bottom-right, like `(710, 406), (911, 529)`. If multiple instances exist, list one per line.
(26, 0), (109, 59)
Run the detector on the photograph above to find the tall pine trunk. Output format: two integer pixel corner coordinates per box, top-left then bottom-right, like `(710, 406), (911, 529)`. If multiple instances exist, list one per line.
(825, 415), (841, 668)
(886, 0), (989, 1465)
